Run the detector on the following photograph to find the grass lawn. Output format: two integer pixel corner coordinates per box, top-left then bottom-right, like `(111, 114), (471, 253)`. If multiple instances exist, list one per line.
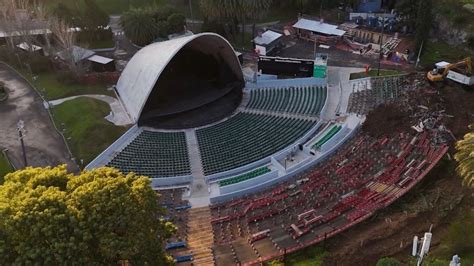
(24, 71), (115, 100)
(283, 246), (329, 266)
(0, 152), (14, 184)
(51, 97), (127, 166)
(420, 40), (474, 68)
(349, 69), (405, 80)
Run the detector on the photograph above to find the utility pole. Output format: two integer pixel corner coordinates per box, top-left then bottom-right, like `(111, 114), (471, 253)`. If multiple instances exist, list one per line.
(377, 16), (385, 76)
(319, 0), (323, 20)
(313, 38), (317, 59)
(17, 120), (27, 167)
(415, 40), (424, 68)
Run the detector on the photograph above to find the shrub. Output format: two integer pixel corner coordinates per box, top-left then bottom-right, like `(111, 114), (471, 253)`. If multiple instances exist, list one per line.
(453, 14), (468, 26)
(466, 35), (474, 49)
(167, 13), (186, 34)
(28, 54), (52, 74)
(0, 81), (8, 102)
(57, 71), (79, 85)
(446, 212), (474, 254)
(376, 257), (402, 266)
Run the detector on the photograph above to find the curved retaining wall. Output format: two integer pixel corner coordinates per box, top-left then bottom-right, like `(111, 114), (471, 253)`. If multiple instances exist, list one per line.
(219, 170), (279, 195)
(150, 175), (193, 187)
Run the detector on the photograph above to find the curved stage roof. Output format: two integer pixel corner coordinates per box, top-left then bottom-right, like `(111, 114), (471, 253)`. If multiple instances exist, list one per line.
(116, 33), (244, 122)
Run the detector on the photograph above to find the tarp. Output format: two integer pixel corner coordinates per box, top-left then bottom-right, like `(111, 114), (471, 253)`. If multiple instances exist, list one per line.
(16, 42), (42, 52)
(57, 46), (95, 63)
(293, 18), (346, 37)
(87, 55), (114, 64)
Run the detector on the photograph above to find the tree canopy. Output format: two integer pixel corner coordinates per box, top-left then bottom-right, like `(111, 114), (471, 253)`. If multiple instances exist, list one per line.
(455, 124), (474, 188)
(121, 6), (186, 46)
(200, 0), (271, 42)
(0, 166), (175, 265)
(52, 0), (109, 28)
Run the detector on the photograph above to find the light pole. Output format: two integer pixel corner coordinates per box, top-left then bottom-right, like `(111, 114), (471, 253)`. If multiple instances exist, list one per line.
(377, 16), (385, 76)
(17, 120), (27, 167)
(189, 0), (194, 31)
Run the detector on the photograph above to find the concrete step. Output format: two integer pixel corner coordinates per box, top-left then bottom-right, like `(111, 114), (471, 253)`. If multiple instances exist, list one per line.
(186, 206), (215, 264)
(193, 257), (215, 266)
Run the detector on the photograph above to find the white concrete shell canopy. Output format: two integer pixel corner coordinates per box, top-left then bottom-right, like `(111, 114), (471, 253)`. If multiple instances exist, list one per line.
(116, 33), (244, 123)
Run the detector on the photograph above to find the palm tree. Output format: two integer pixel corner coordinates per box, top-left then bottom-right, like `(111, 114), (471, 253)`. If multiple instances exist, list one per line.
(454, 124), (474, 187)
(120, 8), (159, 46)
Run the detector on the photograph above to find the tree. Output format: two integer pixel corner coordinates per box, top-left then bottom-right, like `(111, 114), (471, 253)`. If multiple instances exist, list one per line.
(414, 0), (432, 52)
(455, 124), (474, 187)
(83, 0), (109, 29)
(167, 13), (186, 34)
(52, 3), (83, 28)
(395, 0), (420, 33)
(121, 6), (186, 46)
(121, 8), (159, 46)
(0, 165), (175, 265)
(200, 0), (271, 44)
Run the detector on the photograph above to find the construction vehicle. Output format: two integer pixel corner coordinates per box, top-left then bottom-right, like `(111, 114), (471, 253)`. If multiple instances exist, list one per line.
(427, 57), (473, 86)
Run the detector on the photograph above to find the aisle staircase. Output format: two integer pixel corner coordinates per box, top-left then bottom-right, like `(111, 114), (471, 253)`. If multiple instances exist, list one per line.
(187, 207), (215, 265)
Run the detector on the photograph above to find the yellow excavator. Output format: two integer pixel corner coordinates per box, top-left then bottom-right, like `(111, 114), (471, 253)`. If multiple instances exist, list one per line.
(427, 57), (473, 85)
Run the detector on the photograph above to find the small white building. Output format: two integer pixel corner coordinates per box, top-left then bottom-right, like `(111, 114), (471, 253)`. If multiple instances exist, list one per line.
(253, 30), (283, 56)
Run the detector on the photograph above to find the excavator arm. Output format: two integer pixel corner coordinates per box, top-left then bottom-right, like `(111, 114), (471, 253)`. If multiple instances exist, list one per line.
(442, 57), (472, 76)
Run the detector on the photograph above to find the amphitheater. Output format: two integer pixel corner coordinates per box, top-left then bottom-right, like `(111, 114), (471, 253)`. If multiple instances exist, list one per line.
(86, 33), (448, 265)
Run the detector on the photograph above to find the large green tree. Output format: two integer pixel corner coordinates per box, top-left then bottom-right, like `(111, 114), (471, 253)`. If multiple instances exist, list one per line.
(455, 124), (474, 187)
(414, 0), (432, 52)
(121, 8), (159, 46)
(200, 0), (271, 43)
(121, 6), (186, 46)
(0, 166), (175, 264)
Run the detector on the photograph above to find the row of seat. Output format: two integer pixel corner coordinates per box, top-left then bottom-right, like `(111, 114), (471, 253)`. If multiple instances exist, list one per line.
(347, 76), (402, 115)
(219, 167), (271, 187)
(197, 113), (315, 175)
(312, 125), (342, 150)
(107, 130), (191, 177)
(246, 86), (327, 116)
(210, 131), (447, 265)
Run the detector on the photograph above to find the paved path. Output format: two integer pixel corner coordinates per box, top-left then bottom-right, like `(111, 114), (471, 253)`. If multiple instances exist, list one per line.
(185, 129), (210, 208)
(48, 94), (132, 126)
(109, 15), (138, 57)
(322, 66), (365, 120)
(0, 63), (78, 172)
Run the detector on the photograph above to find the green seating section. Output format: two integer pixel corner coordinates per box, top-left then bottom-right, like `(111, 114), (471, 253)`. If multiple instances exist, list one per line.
(107, 130), (190, 177)
(197, 113), (315, 175)
(246, 86), (327, 115)
(219, 167), (271, 186)
(312, 125), (342, 150)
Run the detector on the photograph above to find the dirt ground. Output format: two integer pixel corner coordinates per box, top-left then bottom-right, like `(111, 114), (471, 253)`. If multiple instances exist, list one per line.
(276, 40), (412, 71)
(0, 63), (78, 172)
(320, 75), (474, 265)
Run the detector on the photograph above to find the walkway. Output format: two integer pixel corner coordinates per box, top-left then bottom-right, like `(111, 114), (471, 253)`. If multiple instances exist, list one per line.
(185, 129), (210, 208)
(0, 63), (78, 172)
(321, 66), (365, 120)
(48, 94), (132, 126)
